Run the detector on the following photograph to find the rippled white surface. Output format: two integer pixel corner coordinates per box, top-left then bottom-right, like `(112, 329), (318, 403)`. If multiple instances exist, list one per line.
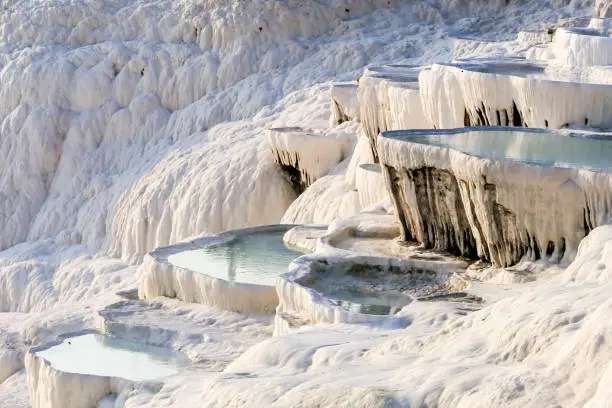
(35, 334), (185, 381)
(168, 231), (302, 286)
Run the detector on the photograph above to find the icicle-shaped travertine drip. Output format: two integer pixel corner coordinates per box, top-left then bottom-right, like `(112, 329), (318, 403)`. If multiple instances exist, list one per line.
(596, 0), (612, 18)
(267, 127), (347, 194)
(378, 128), (612, 267)
(355, 164), (389, 208)
(517, 30), (552, 46)
(357, 66), (428, 161)
(420, 61), (612, 130)
(330, 84), (359, 125)
(553, 28), (612, 67)
(26, 349), (130, 408)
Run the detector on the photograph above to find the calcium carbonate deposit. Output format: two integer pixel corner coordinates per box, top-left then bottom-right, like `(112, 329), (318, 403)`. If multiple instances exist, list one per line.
(2, 0), (612, 408)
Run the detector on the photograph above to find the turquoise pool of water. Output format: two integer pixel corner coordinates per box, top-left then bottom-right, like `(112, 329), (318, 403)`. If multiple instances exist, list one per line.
(168, 231), (302, 286)
(399, 129), (612, 171)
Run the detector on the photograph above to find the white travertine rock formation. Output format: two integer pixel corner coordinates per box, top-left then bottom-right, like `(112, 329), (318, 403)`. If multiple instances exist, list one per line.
(517, 30), (553, 45)
(588, 17), (612, 30)
(357, 65), (427, 161)
(420, 60), (612, 130)
(596, 0), (612, 18)
(26, 348), (129, 408)
(552, 27), (612, 67)
(280, 123), (369, 225)
(355, 164), (389, 208)
(378, 127), (612, 267)
(276, 219), (468, 335)
(0, 350), (24, 384)
(330, 84), (359, 125)
(267, 127), (347, 193)
(276, 256), (410, 334)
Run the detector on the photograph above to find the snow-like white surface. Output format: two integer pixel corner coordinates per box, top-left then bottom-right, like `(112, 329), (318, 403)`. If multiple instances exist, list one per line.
(0, 0), (606, 406)
(330, 83), (359, 125)
(357, 65), (426, 161)
(98, 299), (273, 370)
(452, 34), (547, 61)
(132, 224), (612, 407)
(553, 27), (612, 67)
(26, 342), (133, 408)
(596, 0), (612, 17)
(517, 30), (553, 46)
(0, 349), (23, 384)
(276, 255), (411, 332)
(267, 127), (347, 189)
(280, 121), (369, 225)
(1, 0), (450, 259)
(355, 164), (389, 208)
(420, 60), (612, 129)
(0, 370), (29, 408)
(276, 214), (470, 334)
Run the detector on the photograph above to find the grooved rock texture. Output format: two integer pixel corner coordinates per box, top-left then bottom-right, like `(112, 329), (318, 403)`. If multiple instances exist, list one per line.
(378, 129), (612, 267)
(596, 0), (612, 17)
(419, 61), (612, 130)
(267, 127), (347, 194)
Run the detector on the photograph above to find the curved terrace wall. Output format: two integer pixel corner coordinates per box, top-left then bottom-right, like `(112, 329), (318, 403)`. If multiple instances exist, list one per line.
(553, 27), (612, 67)
(267, 127), (346, 194)
(378, 127), (612, 267)
(26, 331), (149, 408)
(139, 225), (297, 313)
(419, 61), (612, 130)
(357, 65), (427, 162)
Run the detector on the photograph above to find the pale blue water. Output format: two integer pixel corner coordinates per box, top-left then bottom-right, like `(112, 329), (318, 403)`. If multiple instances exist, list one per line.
(35, 334), (187, 381)
(325, 288), (413, 315)
(168, 231), (302, 286)
(450, 60), (545, 77)
(392, 129), (612, 171)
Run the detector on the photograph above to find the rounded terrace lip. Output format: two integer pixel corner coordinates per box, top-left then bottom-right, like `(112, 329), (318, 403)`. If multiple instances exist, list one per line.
(26, 330), (190, 408)
(381, 127), (612, 171)
(139, 225), (303, 314)
(276, 214), (471, 332)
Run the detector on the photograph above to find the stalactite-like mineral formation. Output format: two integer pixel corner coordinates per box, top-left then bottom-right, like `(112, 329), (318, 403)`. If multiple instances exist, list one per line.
(378, 127), (612, 267)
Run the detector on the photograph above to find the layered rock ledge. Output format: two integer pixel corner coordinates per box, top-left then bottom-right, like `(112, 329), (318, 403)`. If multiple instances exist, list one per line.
(268, 127), (346, 193)
(357, 65), (426, 161)
(419, 59), (612, 130)
(378, 127), (612, 267)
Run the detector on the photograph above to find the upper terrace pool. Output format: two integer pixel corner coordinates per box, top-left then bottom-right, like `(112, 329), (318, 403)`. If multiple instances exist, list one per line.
(382, 128), (612, 171)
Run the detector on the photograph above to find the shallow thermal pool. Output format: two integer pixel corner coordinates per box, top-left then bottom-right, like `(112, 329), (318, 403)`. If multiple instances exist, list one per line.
(168, 231), (302, 286)
(399, 129), (612, 171)
(301, 261), (468, 316)
(35, 333), (187, 381)
(325, 288), (413, 315)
